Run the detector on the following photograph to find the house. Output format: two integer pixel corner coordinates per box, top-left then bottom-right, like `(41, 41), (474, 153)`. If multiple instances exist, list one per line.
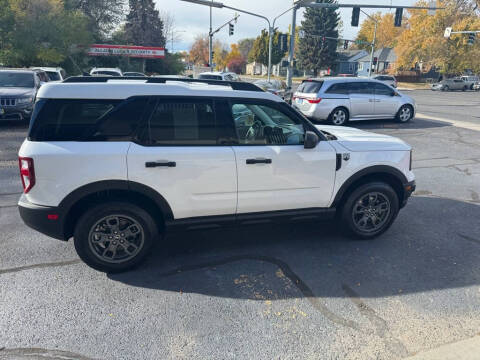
(246, 62), (267, 76)
(334, 50), (369, 76)
(357, 47), (397, 77)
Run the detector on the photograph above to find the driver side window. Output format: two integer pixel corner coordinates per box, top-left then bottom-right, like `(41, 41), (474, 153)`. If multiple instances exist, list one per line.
(231, 102), (305, 145)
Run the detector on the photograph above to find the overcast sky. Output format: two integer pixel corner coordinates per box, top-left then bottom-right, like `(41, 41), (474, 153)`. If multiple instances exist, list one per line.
(155, 0), (418, 52)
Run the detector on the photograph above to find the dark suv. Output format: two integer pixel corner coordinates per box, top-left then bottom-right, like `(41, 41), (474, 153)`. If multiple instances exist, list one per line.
(0, 69), (41, 122)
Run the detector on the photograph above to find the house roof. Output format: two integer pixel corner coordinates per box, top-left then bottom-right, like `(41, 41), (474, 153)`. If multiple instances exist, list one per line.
(357, 47), (397, 63)
(337, 50), (369, 62)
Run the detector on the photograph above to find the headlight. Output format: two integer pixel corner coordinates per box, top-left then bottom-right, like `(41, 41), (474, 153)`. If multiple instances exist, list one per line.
(17, 97), (34, 104)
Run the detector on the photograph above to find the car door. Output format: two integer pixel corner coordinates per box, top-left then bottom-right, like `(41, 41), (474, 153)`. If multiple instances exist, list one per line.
(227, 99), (337, 214)
(348, 82), (375, 119)
(374, 82), (400, 118)
(127, 97), (238, 220)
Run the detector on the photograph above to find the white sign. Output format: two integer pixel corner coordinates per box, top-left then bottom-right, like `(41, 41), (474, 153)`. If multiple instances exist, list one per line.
(444, 27), (452, 39)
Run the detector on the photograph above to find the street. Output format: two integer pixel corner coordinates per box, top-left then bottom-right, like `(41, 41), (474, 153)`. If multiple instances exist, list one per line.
(1, 90), (480, 359)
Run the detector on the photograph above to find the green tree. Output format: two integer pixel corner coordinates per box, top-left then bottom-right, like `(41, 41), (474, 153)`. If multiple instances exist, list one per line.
(64, 0), (125, 36)
(238, 38), (255, 60)
(297, 0), (340, 76)
(124, 0), (166, 47)
(248, 29), (286, 66)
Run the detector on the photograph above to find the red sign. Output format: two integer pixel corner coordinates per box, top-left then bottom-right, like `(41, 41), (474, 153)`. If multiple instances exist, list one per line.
(87, 44), (165, 59)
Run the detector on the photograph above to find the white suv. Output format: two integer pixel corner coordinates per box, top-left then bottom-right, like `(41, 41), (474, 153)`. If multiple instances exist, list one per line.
(18, 77), (415, 272)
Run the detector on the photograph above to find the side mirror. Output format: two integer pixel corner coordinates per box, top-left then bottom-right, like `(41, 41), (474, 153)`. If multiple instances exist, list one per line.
(304, 131), (319, 149)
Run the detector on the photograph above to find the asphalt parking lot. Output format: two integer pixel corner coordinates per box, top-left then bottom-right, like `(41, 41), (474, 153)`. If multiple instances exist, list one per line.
(1, 90), (480, 360)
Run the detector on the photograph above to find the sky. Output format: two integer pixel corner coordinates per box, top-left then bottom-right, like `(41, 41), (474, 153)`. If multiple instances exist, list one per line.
(155, 0), (419, 52)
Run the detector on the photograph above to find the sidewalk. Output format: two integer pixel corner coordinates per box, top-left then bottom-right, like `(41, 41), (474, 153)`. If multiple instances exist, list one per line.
(406, 336), (480, 360)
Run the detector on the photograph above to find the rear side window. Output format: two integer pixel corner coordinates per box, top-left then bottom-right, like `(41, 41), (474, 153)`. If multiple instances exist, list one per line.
(140, 99), (217, 146)
(297, 81), (323, 94)
(28, 97), (148, 141)
(348, 82), (375, 95)
(326, 83), (349, 95)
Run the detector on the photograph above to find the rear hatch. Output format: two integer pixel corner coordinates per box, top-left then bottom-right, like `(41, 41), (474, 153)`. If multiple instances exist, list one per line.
(293, 80), (324, 112)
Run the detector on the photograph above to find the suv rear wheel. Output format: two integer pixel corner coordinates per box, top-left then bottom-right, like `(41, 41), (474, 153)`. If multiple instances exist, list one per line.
(340, 182), (399, 239)
(74, 202), (158, 273)
(329, 107), (349, 126)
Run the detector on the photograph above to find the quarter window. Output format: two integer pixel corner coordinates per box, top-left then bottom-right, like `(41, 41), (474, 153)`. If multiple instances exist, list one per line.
(231, 102), (305, 145)
(141, 99), (217, 145)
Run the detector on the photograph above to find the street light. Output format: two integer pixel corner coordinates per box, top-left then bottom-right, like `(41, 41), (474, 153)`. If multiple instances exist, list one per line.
(181, 0), (296, 81)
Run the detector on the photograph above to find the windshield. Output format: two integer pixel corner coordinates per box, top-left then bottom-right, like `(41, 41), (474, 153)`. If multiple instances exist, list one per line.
(46, 71), (61, 81)
(198, 74), (223, 80)
(0, 72), (35, 88)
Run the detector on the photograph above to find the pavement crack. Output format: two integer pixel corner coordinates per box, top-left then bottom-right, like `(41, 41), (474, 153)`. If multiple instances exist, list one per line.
(149, 255), (362, 331)
(0, 259), (81, 276)
(342, 284), (409, 358)
(457, 234), (480, 246)
(0, 347), (96, 360)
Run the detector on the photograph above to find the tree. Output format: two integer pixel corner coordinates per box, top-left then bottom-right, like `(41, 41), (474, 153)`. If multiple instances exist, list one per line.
(249, 29), (286, 66)
(396, 0), (480, 75)
(64, 0), (125, 36)
(124, 0), (166, 47)
(238, 38), (255, 60)
(1, 0), (92, 67)
(213, 40), (229, 71)
(297, 0), (340, 76)
(189, 35), (209, 65)
(355, 12), (406, 50)
(225, 44), (246, 73)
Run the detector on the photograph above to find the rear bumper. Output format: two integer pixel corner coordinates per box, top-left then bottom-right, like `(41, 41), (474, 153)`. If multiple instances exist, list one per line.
(401, 180), (416, 208)
(18, 194), (66, 240)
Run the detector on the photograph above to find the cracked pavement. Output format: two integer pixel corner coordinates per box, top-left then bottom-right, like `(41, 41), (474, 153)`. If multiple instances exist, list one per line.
(1, 90), (480, 360)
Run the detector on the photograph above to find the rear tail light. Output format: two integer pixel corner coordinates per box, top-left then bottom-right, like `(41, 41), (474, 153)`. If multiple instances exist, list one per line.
(307, 98), (322, 104)
(19, 157), (35, 193)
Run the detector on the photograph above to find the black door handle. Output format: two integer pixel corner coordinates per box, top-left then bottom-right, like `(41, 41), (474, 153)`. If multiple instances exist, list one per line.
(246, 158), (272, 165)
(145, 161), (176, 168)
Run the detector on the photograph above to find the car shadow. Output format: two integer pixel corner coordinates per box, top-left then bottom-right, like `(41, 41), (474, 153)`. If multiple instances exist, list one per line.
(109, 196), (480, 301)
(349, 117), (451, 130)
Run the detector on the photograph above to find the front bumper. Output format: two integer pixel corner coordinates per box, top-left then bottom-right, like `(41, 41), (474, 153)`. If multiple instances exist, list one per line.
(0, 104), (33, 121)
(401, 180), (416, 208)
(18, 194), (66, 240)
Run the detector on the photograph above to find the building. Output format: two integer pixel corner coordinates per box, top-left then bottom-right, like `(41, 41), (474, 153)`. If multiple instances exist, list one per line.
(357, 48), (397, 77)
(334, 50), (369, 76)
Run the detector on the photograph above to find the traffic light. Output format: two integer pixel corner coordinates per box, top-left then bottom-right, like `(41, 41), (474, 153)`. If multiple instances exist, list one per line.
(395, 8), (403, 27)
(351, 7), (360, 27)
(373, 57), (378, 66)
(343, 40), (349, 50)
(468, 33), (476, 45)
(280, 34), (288, 52)
(229, 23), (234, 36)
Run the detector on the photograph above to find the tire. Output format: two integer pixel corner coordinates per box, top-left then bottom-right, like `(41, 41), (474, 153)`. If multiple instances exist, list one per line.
(463, 86), (468, 91)
(443, 85), (449, 91)
(329, 107), (349, 126)
(396, 105), (414, 123)
(340, 182), (400, 240)
(74, 202), (159, 273)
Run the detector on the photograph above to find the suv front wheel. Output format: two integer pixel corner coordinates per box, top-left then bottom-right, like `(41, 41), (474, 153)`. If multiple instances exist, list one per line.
(340, 182), (399, 239)
(74, 202), (158, 273)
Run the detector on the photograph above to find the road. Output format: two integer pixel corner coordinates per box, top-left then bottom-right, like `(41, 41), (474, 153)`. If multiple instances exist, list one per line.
(1, 90), (480, 360)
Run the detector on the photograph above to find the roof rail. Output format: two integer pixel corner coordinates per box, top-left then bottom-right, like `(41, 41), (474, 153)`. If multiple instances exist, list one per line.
(63, 76), (264, 92)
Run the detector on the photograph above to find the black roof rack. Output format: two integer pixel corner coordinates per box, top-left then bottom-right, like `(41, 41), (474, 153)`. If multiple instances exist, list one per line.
(63, 76), (264, 92)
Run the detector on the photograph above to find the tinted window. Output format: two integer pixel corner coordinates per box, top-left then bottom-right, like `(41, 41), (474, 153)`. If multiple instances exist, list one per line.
(198, 74), (223, 80)
(231, 102), (304, 145)
(92, 71), (121, 76)
(46, 71), (61, 81)
(297, 81), (323, 94)
(374, 83), (395, 96)
(36, 72), (49, 82)
(326, 83), (349, 94)
(348, 82), (374, 95)
(0, 72), (35, 88)
(141, 99), (217, 145)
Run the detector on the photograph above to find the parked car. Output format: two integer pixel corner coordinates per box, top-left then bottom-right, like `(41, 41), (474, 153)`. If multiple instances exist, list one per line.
(473, 81), (480, 91)
(0, 69), (41, 121)
(431, 78), (469, 91)
(31, 67), (66, 82)
(90, 67), (123, 77)
(124, 72), (147, 77)
(293, 77), (416, 125)
(197, 71), (240, 81)
(373, 75), (398, 88)
(254, 79), (293, 103)
(18, 76), (415, 272)
(460, 75), (479, 90)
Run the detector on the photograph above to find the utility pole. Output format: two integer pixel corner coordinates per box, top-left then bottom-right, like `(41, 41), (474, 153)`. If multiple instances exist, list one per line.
(209, 0), (213, 68)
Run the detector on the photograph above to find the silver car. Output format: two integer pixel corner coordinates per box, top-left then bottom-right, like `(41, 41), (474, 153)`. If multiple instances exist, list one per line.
(293, 77), (416, 125)
(373, 75), (397, 88)
(431, 78), (469, 91)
